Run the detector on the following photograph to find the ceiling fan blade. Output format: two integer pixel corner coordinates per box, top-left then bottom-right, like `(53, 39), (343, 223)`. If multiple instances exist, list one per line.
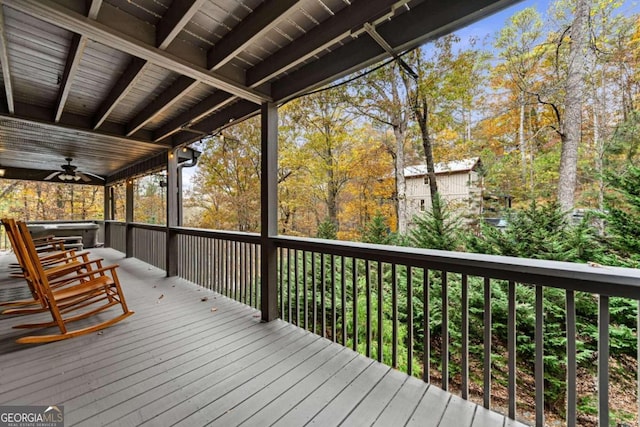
(77, 172), (92, 182)
(79, 171), (105, 181)
(45, 171), (61, 180)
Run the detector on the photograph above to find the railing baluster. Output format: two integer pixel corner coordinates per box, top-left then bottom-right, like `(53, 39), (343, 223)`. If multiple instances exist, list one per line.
(377, 261), (383, 362)
(331, 255), (336, 342)
(243, 242), (248, 304)
(598, 295), (609, 427)
(217, 238), (222, 294)
(461, 274), (469, 400)
(483, 277), (492, 409)
(423, 268), (429, 383)
(245, 242), (250, 304)
(223, 239), (228, 297)
(303, 250), (308, 330)
(246, 242), (251, 306)
(288, 248), (292, 323)
(341, 256), (346, 347)
(312, 252), (317, 335)
(392, 263), (398, 369)
(442, 271), (448, 391)
(566, 290), (576, 427)
(508, 280), (517, 419)
(366, 259), (372, 358)
(234, 241), (239, 302)
(352, 257), (358, 352)
(535, 285), (544, 426)
(407, 266), (414, 377)
(321, 253), (326, 337)
(279, 247), (284, 317)
(295, 249), (300, 326)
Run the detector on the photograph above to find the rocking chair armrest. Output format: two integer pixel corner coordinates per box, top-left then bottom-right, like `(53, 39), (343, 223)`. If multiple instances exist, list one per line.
(58, 264), (119, 282)
(40, 252), (91, 267)
(48, 259), (106, 285)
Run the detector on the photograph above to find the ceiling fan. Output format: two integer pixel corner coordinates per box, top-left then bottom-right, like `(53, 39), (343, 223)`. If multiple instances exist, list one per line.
(44, 157), (104, 183)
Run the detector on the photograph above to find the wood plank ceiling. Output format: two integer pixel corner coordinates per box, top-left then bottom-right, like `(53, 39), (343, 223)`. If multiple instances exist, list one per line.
(0, 0), (517, 184)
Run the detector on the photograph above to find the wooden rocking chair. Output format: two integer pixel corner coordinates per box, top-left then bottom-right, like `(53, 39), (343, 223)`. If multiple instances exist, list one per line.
(1, 218), (99, 313)
(10, 220), (133, 344)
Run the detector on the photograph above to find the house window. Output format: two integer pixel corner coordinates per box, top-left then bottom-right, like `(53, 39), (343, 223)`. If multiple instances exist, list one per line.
(420, 199), (425, 211)
(423, 176), (429, 185)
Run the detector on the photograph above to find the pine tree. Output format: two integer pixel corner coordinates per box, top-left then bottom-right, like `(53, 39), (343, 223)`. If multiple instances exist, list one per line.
(408, 194), (462, 251)
(316, 218), (337, 240)
(604, 164), (640, 266)
(361, 211), (393, 245)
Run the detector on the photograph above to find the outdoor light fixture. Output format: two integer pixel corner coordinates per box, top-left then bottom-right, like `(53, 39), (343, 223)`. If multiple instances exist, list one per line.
(0, 168), (5, 177)
(58, 173), (81, 181)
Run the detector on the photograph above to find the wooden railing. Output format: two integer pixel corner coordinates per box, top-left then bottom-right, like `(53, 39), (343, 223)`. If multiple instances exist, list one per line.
(273, 236), (640, 427)
(130, 223), (166, 270)
(114, 227), (640, 427)
(174, 227), (261, 309)
(105, 221), (126, 254)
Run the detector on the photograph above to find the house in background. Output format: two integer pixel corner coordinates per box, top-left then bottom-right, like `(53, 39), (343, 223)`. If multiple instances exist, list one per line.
(404, 157), (483, 227)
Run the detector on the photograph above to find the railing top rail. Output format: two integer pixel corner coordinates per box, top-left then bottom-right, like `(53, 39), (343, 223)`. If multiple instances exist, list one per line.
(273, 235), (640, 299)
(26, 219), (101, 224)
(171, 226), (261, 244)
(128, 222), (166, 231)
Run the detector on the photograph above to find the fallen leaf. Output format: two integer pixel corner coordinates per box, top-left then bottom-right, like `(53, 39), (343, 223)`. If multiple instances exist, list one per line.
(253, 314), (261, 318)
(588, 262), (604, 268)
(158, 294), (164, 300)
(201, 296), (209, 302)
(153, 285), (157, 288)
(97, 331), (103, 335)
(211, 307), (218, 312)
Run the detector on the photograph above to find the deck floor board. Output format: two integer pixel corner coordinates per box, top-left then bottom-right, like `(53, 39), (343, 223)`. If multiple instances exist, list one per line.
(0, 249), (529, 427)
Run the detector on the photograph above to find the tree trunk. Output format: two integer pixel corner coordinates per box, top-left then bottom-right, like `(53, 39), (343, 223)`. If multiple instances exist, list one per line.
(519, 95), (527, 182)
(388, 72), (408, 235)
(393, 125), (408, 235)
(557, 0), (590, 212)
(415, 96), (439, 207)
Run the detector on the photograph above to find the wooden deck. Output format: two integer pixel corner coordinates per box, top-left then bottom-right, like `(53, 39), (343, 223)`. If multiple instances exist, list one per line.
(0, 248), (528, 427)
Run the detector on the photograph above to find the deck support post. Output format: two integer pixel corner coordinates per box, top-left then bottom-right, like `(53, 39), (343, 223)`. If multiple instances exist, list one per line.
(166, 148), (179, 277)
(103, 185), (113, 248)
(260, 102), (279, 322)
(125, 178), (134, 258)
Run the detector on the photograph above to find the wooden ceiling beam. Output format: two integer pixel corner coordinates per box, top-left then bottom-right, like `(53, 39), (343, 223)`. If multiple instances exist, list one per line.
(157, 0), (206, 50)
(93, 0), (201, 131)
(126, 76), (199, 136)
(170, 100), (259, 147)
(54, 0), (102, 123)
(152, 0), (299, 141)
(0, 5), (14, 114)
(246, 0), (396, 88)
(93, 57), (147, 129)
(207, 0), (301, 71)
(153, 90), (234, 142)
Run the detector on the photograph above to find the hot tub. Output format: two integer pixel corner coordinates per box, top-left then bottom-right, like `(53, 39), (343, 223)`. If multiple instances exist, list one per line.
(27, 222), (100, 248)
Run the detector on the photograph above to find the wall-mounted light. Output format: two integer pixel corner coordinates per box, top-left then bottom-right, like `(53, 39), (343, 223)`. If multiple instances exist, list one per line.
(0, 168), (5, 177)
(169, 152), (174, 159)
(182, 147), (187, 152)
